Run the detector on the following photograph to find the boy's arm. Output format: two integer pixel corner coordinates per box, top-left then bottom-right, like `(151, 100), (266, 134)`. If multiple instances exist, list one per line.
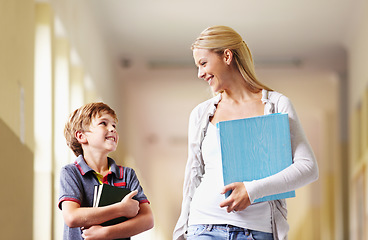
(62, 190), (139, 228)
(81, 202), (154, 239)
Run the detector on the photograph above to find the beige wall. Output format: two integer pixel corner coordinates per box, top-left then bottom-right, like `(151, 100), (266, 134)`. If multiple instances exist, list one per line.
(0, 0), (35, 149)
(346, 1), (368, 239)
(347, 0), (368, 113)
(0, 0), (35, 238)
(0, 119), (34, 239)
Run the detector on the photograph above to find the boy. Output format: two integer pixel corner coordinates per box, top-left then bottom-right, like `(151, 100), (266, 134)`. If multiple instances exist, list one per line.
(59, 102), (154, 240)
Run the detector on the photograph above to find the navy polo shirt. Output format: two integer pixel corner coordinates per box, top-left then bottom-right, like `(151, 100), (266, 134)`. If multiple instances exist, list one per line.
(59, 155), (149, 240)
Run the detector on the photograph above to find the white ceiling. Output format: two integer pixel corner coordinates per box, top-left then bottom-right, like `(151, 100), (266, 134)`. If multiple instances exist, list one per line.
(88, 0), (354, 72)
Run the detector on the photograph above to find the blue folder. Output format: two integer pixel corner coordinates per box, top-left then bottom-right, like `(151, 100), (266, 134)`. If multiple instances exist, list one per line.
(217, 113), (295, 203)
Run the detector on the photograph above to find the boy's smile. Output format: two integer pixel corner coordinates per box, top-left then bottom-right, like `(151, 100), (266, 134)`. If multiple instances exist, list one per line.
(106, 135), (117, 142)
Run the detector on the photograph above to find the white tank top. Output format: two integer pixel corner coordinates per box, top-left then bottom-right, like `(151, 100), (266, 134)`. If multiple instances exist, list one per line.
(188, 122), (272, 233)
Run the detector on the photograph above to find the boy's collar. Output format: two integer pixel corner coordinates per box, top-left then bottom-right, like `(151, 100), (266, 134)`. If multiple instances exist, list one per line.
(75, 155), (122, 179)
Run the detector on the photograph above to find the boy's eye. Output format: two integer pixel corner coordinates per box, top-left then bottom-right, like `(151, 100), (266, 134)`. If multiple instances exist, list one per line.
(99, 121), (107, 126)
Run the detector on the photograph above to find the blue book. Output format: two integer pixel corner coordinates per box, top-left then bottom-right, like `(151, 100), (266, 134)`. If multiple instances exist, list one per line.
(217, 113), (295, 203)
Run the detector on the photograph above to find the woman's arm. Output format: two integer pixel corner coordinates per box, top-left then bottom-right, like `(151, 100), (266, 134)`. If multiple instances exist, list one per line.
(244, 96), (319, 203)
(220, 95), (318, 209)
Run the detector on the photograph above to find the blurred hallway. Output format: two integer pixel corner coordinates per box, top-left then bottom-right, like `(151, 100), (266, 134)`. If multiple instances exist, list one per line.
(1, 0), (368, 239)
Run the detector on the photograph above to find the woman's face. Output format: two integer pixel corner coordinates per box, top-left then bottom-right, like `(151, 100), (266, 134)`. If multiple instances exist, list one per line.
(193, 48), (231, 93)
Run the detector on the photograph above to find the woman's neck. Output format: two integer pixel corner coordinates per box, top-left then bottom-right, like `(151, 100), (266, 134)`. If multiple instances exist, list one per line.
(221, 87), (262, 104)
(219, 68), (261, 103)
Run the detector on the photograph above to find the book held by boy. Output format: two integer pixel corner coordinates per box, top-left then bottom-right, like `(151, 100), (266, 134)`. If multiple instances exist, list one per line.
(93, 183), (131, 240)
(216, 113), (295, 203)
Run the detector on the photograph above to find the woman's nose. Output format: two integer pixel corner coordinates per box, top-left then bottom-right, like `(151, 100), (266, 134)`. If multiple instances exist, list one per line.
(197, 68), (205, 79)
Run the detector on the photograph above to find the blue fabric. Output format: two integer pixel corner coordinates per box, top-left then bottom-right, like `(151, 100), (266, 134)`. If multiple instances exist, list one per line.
(187, 224), (274, 240)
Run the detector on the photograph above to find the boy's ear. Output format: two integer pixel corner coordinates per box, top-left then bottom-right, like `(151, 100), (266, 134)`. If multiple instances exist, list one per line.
(75, 130), (88, 144)
(223, 49), (233, 65)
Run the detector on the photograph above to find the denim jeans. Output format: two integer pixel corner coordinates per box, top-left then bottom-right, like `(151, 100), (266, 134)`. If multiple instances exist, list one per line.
(187, 224), (274, 240)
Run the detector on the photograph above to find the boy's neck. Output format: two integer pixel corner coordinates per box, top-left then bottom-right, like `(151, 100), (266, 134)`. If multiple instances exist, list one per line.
(83, 151), (110, 174)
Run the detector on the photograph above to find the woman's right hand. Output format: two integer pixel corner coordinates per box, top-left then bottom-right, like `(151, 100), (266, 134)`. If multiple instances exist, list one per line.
(219, 182), (251, 213)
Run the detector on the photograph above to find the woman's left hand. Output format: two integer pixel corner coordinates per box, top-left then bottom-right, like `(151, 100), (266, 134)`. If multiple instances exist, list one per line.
(219, 182), (251, 213)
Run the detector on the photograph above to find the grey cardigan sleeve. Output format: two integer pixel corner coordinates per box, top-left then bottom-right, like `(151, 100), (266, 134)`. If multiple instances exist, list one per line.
(244, 95), (319, 203)
(173, 96), (219, 240)
(173, 105), (206, 240)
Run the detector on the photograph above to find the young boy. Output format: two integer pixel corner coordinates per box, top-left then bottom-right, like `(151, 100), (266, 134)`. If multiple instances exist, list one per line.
(59, 102), (154, 240)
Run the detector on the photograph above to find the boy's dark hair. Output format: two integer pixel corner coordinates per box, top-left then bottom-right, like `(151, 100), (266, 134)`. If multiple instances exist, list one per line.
(64, 102), (118, 156)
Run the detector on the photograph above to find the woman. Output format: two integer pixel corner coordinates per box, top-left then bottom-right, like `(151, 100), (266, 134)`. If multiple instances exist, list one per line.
(173, 26), (319, 240)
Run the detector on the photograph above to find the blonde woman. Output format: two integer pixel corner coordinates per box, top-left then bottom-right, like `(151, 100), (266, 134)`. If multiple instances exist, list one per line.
(173, 26), (318, 240)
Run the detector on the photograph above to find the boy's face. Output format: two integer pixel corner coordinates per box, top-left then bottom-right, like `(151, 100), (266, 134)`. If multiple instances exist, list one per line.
(82, 112), (119, 154)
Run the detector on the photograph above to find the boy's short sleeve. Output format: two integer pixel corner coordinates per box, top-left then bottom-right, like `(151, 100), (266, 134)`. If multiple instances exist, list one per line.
(58, 165), (84, 209)
(124, 168), (149, 204)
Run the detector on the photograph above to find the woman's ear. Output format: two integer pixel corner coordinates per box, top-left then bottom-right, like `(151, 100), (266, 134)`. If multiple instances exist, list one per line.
(223, 49), (233, 65)
(75, 130), (87, 144)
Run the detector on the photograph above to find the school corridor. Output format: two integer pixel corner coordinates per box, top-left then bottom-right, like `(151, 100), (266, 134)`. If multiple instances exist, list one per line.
(1, 0), (367, 239)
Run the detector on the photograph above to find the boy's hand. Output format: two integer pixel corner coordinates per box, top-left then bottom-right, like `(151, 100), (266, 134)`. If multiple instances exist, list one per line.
(81, 225), (107, 240)
(120, 190), (139, 218)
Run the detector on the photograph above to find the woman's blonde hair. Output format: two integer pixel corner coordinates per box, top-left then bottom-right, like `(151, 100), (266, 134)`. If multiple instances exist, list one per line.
(64, 102), (118, 156)
(192, 25), (272, 92)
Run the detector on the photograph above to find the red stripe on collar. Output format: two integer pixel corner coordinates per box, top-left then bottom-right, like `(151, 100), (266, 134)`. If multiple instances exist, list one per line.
(75, 161), (85, 175)
(119, 166), (124, 179)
